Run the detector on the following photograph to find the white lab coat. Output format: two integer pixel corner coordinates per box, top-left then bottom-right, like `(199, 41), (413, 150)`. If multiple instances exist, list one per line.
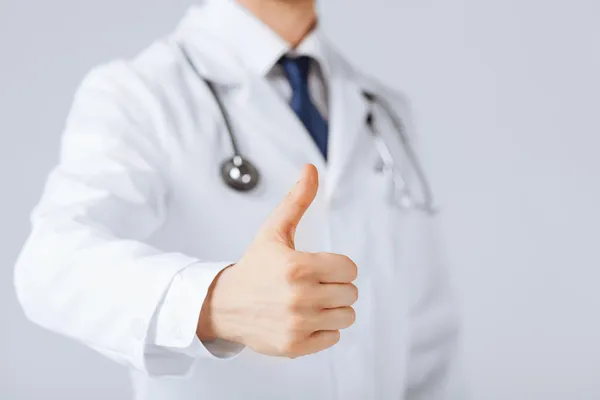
(14, 4), (465, 400)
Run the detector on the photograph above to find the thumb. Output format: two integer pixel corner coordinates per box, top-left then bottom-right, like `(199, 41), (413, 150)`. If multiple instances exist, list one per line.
(259, 164), (319, 247)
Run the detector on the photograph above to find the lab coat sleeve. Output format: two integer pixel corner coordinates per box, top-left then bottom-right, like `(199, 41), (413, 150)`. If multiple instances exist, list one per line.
(145, 262), (245, 375)
(13, 61), (237, 377)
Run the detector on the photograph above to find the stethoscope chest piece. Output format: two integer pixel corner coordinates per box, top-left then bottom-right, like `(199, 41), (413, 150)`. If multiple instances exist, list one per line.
(221, 155), (260, 192)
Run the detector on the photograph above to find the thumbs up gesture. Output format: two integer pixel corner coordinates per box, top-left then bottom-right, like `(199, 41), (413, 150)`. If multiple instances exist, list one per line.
(199, 165), (358, 358)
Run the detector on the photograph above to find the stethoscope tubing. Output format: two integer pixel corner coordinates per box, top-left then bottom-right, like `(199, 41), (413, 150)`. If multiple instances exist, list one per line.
(178, 42), (436, 214)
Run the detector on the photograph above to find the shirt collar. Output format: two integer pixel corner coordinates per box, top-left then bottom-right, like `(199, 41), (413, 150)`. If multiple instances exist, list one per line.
(177, 0), (332, 81)
(286, 29), (331, 82)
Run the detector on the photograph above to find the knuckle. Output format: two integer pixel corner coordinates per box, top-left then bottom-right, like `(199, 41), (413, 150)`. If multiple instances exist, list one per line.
(286, 286), (313, 312)
(284, 290), (302, 312)
(286, 314), (307, 333)
(284, 259), (309, 282)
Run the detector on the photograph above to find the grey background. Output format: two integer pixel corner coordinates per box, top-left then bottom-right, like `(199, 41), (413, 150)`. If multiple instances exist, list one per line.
(1, 0), (599, 399)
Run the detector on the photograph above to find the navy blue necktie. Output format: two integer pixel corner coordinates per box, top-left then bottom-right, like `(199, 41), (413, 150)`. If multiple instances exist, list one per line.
(279, 55), (329, 160)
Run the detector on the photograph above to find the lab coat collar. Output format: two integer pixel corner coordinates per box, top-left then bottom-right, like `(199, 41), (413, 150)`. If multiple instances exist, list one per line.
(173, 0), (372, 197)
(173, 0), (332, 84)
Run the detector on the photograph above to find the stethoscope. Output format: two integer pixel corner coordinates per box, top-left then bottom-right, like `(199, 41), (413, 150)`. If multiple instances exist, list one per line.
(179, 44), (436, 215)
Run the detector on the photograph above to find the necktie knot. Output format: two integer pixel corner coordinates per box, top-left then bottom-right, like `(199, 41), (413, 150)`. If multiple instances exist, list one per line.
(279, 55), (311, 91)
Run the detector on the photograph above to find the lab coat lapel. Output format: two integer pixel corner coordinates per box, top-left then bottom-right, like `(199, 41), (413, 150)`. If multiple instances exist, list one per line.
(325, 72), (369, 200)
(231, 79), (326, 171)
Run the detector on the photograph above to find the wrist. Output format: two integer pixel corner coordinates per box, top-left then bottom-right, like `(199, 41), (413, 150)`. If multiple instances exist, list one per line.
(196, 264), (239, 343)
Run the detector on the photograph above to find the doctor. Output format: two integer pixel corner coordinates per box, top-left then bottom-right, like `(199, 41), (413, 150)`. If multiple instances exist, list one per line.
(14, 0), (466, 399)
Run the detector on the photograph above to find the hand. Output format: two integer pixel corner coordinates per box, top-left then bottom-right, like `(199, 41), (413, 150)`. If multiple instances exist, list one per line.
(198, 164), (358, 358)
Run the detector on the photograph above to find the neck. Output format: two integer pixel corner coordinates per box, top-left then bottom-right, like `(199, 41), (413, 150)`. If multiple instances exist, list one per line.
(235, 0), (317, 47)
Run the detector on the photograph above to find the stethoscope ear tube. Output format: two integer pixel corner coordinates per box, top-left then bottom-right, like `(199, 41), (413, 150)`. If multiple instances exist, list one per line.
(179, 43), (261, 192)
